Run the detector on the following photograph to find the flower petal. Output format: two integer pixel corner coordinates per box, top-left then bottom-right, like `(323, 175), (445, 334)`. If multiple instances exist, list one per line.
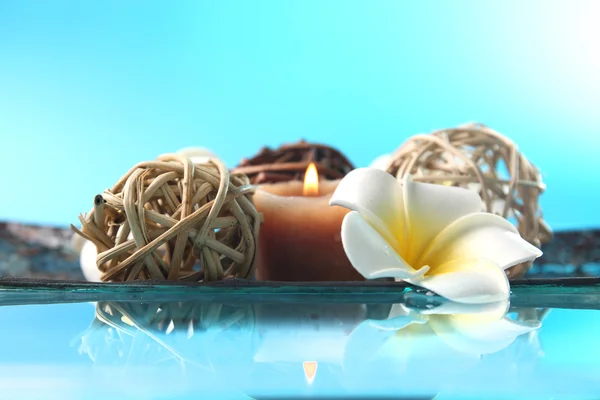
(70, 234), (87, 253)
(408, 258), (510, 304)
(175, 147), (219, 164)
(402, 175), (483, 264)
(367, 303), (429, 330)
(80, 240), (102, 282)
(428, 314), (540, 355)
(406, 296), (509, 319)
(343, 304), (428, 371)
(456, 316), (541, 341)
(340, 211), (428, 280)
(369, 154), (392, 170)
(342, 320), (400, 372)
(330, 168), (407, 256)
(419, 212), (542, 271)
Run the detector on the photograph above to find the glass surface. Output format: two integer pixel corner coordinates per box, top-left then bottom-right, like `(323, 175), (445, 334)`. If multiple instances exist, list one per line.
(0, 283), (598, 399)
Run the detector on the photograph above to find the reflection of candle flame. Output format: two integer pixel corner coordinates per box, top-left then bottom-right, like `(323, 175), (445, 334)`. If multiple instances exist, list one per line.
(303, 361), (318, 384)
(303, 163), (319, 196)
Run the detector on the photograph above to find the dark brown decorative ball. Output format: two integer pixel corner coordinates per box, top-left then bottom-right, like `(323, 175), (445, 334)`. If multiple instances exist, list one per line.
(232, 139), (355, 184)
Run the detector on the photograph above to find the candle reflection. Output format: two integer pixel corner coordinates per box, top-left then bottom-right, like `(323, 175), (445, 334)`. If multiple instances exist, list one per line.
(303, 361), (318, 384)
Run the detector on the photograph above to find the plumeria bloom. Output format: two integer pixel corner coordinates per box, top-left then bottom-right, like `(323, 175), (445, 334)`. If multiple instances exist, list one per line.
(369, 153), (392, 170)
(80, 239), (102, 282)
(174, 147), (220, 165)
(329, 168), (543, 303)
(71, 234), (101, 282)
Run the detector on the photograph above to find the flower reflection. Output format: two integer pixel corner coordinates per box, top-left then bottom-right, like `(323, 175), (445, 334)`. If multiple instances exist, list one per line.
(340, 295), (542, 396)
(345, 293), (540, 361)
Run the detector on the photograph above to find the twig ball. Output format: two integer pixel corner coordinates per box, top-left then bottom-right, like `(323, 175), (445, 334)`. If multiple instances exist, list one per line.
(233, 139), (355, 184)
(386, 123), (552, 279)
(72, 154), (262, 282)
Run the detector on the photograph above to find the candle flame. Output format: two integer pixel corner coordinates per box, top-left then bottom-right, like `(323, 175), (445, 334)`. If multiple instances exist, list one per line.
(303, 361), (318, 385)
(303, 163), (319, 196)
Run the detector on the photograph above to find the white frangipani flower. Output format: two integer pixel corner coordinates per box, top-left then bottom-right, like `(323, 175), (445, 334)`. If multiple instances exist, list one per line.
(329, 168), (542, 303)
(80, 240), (102, 282)
(369, 153), (392, 170)
(71, 234), (101, 282)
(174, 147), (220, 165)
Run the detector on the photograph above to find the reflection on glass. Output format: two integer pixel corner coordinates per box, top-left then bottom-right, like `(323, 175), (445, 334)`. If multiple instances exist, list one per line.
(75, 295), (544, 399)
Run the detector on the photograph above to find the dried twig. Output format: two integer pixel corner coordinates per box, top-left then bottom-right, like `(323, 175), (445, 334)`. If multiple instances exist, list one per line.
(233, 139), (355, 184)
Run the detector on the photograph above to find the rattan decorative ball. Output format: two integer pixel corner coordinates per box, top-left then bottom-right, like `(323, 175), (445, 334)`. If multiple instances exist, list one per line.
(233, 139), (355, 184)
(386, 123), (553, 278)
(72, 154), (262, 282)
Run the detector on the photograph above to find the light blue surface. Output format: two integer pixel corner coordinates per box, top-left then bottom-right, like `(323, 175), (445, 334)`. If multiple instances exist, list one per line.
(1, 1), (599, 229)
(0, 292), (598, 399)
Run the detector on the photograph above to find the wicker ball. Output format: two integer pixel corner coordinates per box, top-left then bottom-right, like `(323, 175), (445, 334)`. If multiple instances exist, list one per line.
(386, 123), (553, 278)
(233, 139), (355, 184)
(72, 154), (262, 282)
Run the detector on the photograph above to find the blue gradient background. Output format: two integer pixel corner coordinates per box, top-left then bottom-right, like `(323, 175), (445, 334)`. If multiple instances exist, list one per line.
(1, 1), (598, 229)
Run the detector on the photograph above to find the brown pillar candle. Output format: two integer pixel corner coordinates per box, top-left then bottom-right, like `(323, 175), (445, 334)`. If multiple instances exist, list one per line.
(253, 163), (364, 282)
